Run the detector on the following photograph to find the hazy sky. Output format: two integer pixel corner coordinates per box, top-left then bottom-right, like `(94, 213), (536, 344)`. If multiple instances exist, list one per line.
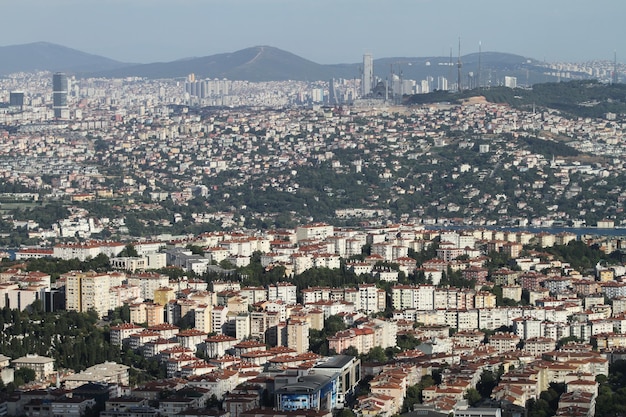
(3, 0), (625, 64)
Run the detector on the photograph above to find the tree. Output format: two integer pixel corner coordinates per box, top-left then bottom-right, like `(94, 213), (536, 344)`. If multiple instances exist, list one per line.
(119, 244), (139, 257)
(556, 335), (581, 349)
(324, 315), (347, 334)
(13, 368), (36, 386)
(476, 370), (498, 398)
(361, 346), (387, 363)
(342, 346), (359, 357)
(337, 409), (356, 417)
(465, 388), (482, 407)
(397, 333), (420, 350)
(402, 375), (435, 413)
(186, 244), (205, 256)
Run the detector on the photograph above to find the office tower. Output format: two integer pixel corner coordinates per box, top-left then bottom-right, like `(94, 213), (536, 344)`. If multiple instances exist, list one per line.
(329, 78), (339, 105)
(52, 72), (69, 119)
(505, 76), (517, 89)
(437, 76), (449, 91)
(9, 91), (24, 109)
(311, 88), (324, 103)
(362, 53), (373, 97)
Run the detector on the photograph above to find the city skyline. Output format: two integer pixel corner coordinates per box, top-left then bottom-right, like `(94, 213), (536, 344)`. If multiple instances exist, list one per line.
(1, 0), (625, 65)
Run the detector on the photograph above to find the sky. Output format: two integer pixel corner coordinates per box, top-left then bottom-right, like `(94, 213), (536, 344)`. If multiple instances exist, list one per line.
(2, 0), (625, 65)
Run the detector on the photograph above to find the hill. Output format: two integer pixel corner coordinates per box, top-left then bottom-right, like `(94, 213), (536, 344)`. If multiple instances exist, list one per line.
(95, 46), (549, 84)
(406, 79), (626, 119)
(0, 42), (575, 85)
(372, 51), (553, 86)
(0, 42), (131, 75)
(94, 45), (356, 81)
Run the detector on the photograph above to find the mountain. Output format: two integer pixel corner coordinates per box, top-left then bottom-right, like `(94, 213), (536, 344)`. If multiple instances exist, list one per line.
(93, 45), (357, 81)
(0, 42), (131, 75)
(0, 42), (561, 85)
(94, 46), (553, 84)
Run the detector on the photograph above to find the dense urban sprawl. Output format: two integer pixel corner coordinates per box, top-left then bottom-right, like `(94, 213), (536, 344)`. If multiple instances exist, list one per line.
(1, 68), (626, 417)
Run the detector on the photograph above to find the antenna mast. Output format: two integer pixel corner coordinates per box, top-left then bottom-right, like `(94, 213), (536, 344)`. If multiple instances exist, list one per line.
(447, 47), (453, 87)
(614, 51), (619, 84)
(457, 37), (463, 92)
(477, 41), (482, 90)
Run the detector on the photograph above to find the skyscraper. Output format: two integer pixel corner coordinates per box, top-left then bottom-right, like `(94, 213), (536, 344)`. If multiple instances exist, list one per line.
(504, 76), (517, 89)
(52, 73), (69, 119)
(9, 92), (24, 109)
(328, 78), (339, 105)
(362, 53), (373, 97)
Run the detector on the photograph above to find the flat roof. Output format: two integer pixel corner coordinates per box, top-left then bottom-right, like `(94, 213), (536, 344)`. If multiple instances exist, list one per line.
(276, 374), (335, 394)
(313, 355), (355, 369)
(13, 355), (54, 364)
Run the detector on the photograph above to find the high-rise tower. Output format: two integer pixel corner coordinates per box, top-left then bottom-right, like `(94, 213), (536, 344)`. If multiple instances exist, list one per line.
(52, 72), (69, 119)
(329, 78), (340, 105)
(362, 53), (373, 97)
(9, 92), (24, 110)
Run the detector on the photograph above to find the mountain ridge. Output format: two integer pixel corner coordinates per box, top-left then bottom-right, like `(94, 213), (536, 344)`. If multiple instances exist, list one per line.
(0, 41), (132, 75)
(0, 41), (559, 84)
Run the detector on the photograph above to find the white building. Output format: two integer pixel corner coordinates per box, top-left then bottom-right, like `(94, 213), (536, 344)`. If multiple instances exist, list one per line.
(268, 282), (297, 305)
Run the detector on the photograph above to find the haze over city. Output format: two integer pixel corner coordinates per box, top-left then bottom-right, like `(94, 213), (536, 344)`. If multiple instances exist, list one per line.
(2, 0), (626, 64)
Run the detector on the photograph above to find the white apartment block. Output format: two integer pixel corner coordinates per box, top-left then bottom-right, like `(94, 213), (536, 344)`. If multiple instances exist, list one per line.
(240, 287), (267, 304)
(268, 282), (297, 305)
(109, 285), (141, 309)
(249, 237), (271, 253)
(146, 253), (167, 269)
(302, 287), (334, 304)
(212, 281), (241, 293)
(313, 253), (341, 269)
(295, 223), (334, 243)
(65, 272), (124, 318)
(391, 285), (436, 310)
(345, 236), (367, 257)
(127, 272), (170, 301)
(365, 319), (398, 349)
(206, 247), (230, 264)
(53, 243), (100, 261)
(291, 253), (314, 275)
(12, 354), (55, 380)
(133, 241), (166, 256)
(513, 317), (544, 339)
(357, 284), (386, 314)
(287, 319), (310, 354)
(211, 306), (229, 334)
(220, 239), (253, 257)
(307, 300), (355, 319)
(478, 308), (512, 330)
(456, 309), (479, 330)
(234, 314), (251, 340)
(194, 304), (213, 333)
(371, 242), (394, 261)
